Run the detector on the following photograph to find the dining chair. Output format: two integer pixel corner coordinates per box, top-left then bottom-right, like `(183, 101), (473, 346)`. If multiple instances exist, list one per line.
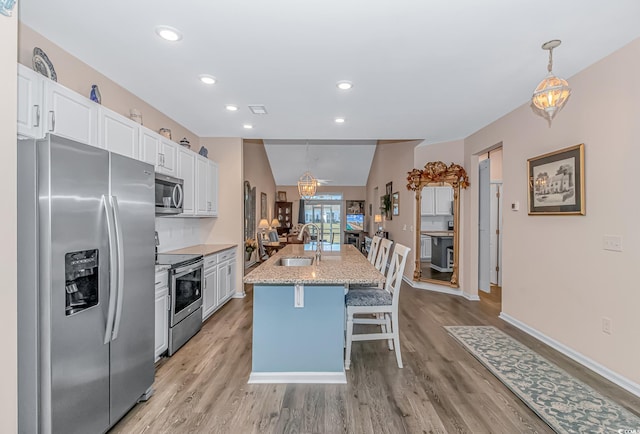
(367, 236), (381, 264)
(344, 243), (411, 370)
(374, 238), (393, 273)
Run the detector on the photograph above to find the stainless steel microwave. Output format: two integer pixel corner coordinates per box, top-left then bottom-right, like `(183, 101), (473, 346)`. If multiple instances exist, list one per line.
(155, 173), (184, 215)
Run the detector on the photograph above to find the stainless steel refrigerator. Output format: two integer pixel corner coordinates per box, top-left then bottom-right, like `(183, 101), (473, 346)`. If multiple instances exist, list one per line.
(18, 134), (156, 433)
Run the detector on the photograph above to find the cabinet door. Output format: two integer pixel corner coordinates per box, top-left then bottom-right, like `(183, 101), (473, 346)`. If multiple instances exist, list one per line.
(140, 128), (161, 167)
(45, 80), (99, 146)
(159, 138), (177, 176)
(420, 236), (432, 260)
(177, 147), (196, 215)
(421, 187), (435, 216)
(17, 64), (44, 139)
(203, 267), (218, 320)
(208, 161), (218, 217)
(195, 155), (209, 215)
(435, 186), (453, 215)
(154, 287), (169, 361)
(217, 261), (229, 305)
(99, 107), (139, 158)
(226, 259), (236, 298)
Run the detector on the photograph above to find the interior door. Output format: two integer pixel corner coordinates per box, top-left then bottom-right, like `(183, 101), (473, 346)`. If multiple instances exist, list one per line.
(478, 159), (490, 293)
(490, 183), (503, 285)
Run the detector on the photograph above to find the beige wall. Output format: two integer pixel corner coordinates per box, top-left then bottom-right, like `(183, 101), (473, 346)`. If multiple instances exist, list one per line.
(1, 7), (18, 433)
(462, 38), (640, 385)
(18, 24), (199, 146)
(243, 140), (276, 234)
(202, 138), (245, 294)
(366, 140), (420, 279)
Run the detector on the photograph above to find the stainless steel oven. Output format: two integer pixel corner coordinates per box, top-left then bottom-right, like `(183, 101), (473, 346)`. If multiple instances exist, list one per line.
(155, 173), (184, 215)
(156, 253), (203, 355)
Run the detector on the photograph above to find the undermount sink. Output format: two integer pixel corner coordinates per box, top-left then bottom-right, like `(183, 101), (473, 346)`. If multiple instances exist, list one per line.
(275, 256), (314, 266)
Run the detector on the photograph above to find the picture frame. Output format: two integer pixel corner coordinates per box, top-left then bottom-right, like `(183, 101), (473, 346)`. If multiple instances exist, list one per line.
(527, 143), (585, 215)
(277, 191), (287, 202)
(260, 192), (267, 219)
(392, 192), (400, 216)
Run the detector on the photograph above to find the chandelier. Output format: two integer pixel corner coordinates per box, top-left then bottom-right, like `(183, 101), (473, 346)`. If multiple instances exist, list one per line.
(531, 39), (571, 126)
(297, 171), (317, 199)
(297, 142), (318, 199)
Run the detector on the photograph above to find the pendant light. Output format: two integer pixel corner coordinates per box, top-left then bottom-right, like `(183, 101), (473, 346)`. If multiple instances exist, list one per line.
(531, 39), (571, 126)
(297, 142), (317, 199)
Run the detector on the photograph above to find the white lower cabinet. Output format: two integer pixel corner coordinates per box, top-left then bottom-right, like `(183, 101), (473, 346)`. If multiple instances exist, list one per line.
(202, 248), (237, 322)
(203, 259), (219, 321)
(420, 236), (432, 260)
(154, 270), (169, 362)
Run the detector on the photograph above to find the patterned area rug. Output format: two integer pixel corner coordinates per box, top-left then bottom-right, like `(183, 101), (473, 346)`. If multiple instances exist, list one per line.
(445, 326), (640, 434)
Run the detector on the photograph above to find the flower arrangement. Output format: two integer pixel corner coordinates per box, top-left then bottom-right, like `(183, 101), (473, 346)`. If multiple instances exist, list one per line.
(245, 238), (257, 253)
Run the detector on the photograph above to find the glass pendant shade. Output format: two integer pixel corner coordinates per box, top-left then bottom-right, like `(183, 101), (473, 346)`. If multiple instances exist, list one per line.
(531, 39), (571, 126)
(297, 171), (317, 199)
(532, 73), (571, 124)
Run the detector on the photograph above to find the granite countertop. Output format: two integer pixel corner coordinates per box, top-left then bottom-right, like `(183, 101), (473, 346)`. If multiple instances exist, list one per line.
(166, 243), (237, 256)
(244, 244), (385, 285)
(421, 231), (454, 237)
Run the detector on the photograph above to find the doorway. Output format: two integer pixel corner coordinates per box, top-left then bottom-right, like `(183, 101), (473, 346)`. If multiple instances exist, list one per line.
(303, 194), (343, 245)
(478, 147), (503, 310)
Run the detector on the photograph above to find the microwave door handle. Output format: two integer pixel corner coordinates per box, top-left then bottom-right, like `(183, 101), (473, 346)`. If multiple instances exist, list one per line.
(173, 184), (183, 208)
(103, 195), (118, 344)
(110, 196), (126, 341)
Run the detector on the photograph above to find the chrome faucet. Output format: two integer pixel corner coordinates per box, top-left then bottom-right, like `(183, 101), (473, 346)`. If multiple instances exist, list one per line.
(298, 223), (322, 261)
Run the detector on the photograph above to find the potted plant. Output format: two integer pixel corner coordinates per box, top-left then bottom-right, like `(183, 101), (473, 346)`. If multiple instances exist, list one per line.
(382, 194), (391, 218)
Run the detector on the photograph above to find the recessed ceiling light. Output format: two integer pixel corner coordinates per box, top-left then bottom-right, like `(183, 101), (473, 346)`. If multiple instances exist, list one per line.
(243, 124), (253, 129)
(225, 105), (239, 112)
(336, 80), (353, 90)
(335, 117), (346, 124)
(199, 74), (216, 85)
(155, 25), (182, 42)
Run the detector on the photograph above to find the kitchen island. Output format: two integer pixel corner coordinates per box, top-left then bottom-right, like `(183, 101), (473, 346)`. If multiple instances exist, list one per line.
(244, 243), (384, 383)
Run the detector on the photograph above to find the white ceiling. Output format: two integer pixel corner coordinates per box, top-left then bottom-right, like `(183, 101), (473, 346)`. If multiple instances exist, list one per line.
(263, 140), (377, 186)
(19, 1), (640, 186)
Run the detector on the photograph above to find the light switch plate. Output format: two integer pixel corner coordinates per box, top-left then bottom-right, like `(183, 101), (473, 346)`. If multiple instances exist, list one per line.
(511, 201), (519, 211)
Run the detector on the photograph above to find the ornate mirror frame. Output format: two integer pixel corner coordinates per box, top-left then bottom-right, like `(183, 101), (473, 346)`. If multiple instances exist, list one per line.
(406, 162), (469, 287)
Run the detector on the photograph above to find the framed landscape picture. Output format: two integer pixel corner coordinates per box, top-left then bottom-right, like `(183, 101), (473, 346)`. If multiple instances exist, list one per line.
(527, 143), (585, 215)
(392, 192), (400, 216)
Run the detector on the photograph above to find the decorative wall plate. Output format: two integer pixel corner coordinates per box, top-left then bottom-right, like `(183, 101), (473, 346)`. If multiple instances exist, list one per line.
(32, 47), (57, 82)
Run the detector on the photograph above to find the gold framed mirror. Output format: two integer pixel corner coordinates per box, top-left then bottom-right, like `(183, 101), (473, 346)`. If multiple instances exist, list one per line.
(407, 162), (469, 287)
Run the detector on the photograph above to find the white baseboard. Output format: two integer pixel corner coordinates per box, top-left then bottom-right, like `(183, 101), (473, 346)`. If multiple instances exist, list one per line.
(404, 276), (479, 300)
(248, 371), (347, 384)
(500, 312), (640, 398)
(232, 291), (246, 298)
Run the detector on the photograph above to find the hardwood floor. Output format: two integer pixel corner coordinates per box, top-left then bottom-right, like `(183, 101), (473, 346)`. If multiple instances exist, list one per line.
(111, 281), (640, 434)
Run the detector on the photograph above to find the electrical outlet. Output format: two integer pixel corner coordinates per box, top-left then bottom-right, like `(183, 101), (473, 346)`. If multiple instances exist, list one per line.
(409, 225), (413, 232)
(602, 317), (612, 335)
(603, 235), (623, 252)
(403, 224), (407, 231)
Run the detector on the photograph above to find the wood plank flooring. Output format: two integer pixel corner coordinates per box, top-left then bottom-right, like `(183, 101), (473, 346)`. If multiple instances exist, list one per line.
(110, 280), (640, 434)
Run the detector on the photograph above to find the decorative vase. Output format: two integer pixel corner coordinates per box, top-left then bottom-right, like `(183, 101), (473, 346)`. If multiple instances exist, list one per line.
(90, 85), (102, 104)
(245, 251), (252, 262)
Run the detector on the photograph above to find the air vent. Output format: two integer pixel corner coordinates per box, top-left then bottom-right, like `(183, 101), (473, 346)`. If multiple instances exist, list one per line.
(248, 105), (268, 115)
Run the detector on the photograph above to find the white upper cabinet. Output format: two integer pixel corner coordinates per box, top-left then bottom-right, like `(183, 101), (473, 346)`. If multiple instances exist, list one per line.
(195, 155), (219, 217)
(159, 138), (178, 177)
(177, 147), (196, 215)
(139, 128), (161, 167)
(17, 64), (44, 139)
(208, 160), (218, 217)
(99, 107), (139, 158)
(421, 187), (435, 216)
(435, 186), (453, 215)
(44, 79), (99, 146)
(421, 186), (453, 216)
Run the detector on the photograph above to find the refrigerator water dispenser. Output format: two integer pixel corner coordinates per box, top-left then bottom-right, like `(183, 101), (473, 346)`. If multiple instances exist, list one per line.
(65, 249), (99, 315)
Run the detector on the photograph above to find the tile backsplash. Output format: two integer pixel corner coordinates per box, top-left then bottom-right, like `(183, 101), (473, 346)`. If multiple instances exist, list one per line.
(421, 215), (452, 231)
(155, 217), (214, 252)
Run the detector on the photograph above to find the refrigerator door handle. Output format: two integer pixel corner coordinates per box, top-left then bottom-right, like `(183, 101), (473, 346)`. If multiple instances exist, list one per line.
(103, 195), (118, 344)
(110, 196), (126, 341)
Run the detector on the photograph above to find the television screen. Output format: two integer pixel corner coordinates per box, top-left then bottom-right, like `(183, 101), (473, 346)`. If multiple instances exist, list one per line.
(346, 214), (364, 231)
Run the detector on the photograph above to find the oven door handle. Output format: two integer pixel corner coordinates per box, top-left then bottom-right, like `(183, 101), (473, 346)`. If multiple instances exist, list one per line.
(103, 195), (118, 344)
(110, 196), (126, 341)
(173, 260), (203, 277)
